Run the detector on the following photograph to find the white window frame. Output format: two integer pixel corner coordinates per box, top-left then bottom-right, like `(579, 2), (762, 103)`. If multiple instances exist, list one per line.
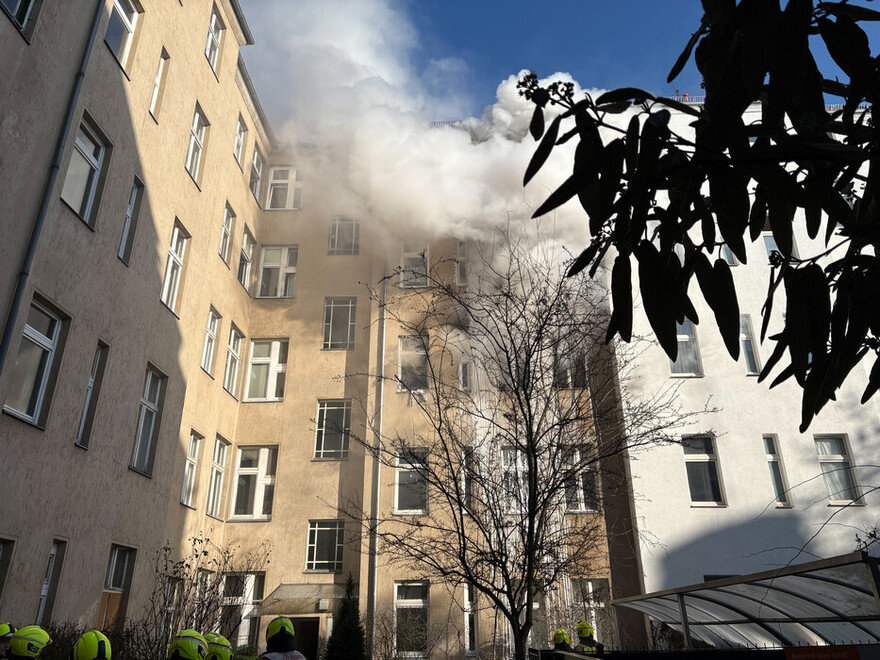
(130, 366), (164, 474)
(394, 582), (429, 659)
(463, 583), (477, 656)
(201, 308), (221, 374)
(36, 540), (65, 625)
(117, 178), (143, 264)
(75, 342), (107, 448)
(815, 435), (860, 504)
(265, 166), (303, 210)
(683, 435), (724, 505)
(230, 446), (277, 520)
(401, 244), (428, 288)
(60, 122), (105, 223)
(185, 106), (209, 181)
(206, 436), (229, 518)
(395, 450), (428, 515)
(739, 314), (760, 375)
(148, 49), (170, 117)
(563, 446), (599, 513)
(719, 242), (738, 266)
(323, 298), (356, 350)
(329, 216), (359, 255)
(160, 222), (189, 312)
(763, 434), (791, 506)
(204, 6), (224, 71)
(237, 227), (254, 289)
(315, 400), (351, 459)
(219, 205), (235, 265)
(306, 520), (344, 572)
(249, 149), (264, 200)
(105, 0), (139, 67)
(502, 447), (528, 513)
(458, 359), (471, 391)
(257, 246), (298, 298)
(223, 326), (243, 396)
(181, 431), (202, 507)
(670, 320), (702, 376)
(233, 115), (247, 165)
(221, 573), (264, 648)
(456, 240), (468, 286)
(105, 545), (134, 592)
(4, 302), (62, 424)
(398, 336), (428, 392)
(245, 340), (288, 402)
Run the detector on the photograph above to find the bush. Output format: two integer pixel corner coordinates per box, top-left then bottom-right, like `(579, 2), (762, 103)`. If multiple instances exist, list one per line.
(41, 621), (89, 660)
(232, 642), (259, 660)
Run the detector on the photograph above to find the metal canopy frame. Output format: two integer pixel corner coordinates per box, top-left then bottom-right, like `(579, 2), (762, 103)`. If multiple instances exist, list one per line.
(612, 551), (880, 649)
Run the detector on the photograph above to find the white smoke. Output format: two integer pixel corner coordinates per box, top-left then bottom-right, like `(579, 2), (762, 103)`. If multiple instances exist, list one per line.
(243, 0), (605, 247)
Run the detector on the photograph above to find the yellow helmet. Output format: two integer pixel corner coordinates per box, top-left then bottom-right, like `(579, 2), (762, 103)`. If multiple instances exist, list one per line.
(553, 628), (570, 645)
(266, 617), (294, 643)
(203, 633), (232, 660)
(9, 625), (51, 657)
(0, 623), (16, 639)
(167, 630), (207, 660)
(576, 620), (594, 638)
(71, 630), (111, 660)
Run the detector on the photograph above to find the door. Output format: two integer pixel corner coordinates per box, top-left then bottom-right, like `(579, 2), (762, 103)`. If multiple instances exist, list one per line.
(292, 618), (319, 659)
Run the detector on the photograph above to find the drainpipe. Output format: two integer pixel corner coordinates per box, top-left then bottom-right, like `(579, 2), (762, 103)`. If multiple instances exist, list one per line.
(0, 0), (105, 376)
(367, 266), (387, 657)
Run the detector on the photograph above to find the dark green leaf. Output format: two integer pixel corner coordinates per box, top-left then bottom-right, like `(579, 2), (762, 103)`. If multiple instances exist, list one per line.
(860, 356), (880, 404)
(595, 87), (656, 106)
(566, 241), (601, 278)
(710, 166), (749, 262)
(758, 333), (789, 383)
(820, 2), (880, 22)
(711, 259), (741, 359)
(769, 363), (796, 389)
(529, 106), (544, 141)
(524, 115), (561, 186)
(668, 15), (710, 82)
(767, 188), (795, 259)
(637, 241), (678, 359)
(611, 254), (633, 342)
(533, 170), (590, 219)
(656, 96), (701, 117)
(625, 115), (640, 176)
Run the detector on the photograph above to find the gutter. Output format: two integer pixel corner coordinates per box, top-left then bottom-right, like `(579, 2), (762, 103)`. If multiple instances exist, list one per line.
(0, 0), (105, 377)
(228, 0), (254, 45)
(236, 55), (277, 148)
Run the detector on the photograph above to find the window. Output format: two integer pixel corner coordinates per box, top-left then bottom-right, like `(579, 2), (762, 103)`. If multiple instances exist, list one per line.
(60, 121), (106, 224)
(815, 436), (860, 503)
(233, 115), (247, 165)
(206, 436), (229, 518)
(571, 578), (610, 645)
(245, 340), (288, 402)
(98, 545), (136, 630)
(398, 336), (428, 391)
(130, 366), (165, 475)
(315, 400), (351, 459)
(502, 447), (528, 513)
(395, 582), (429, 657)
(683, 436), (723, 504)
(739, 315), (760, 374)
(204, 6), (224, 71)
(105, 0), (139, 68)
(463, 583), (477, 656)
(554, 351), (588, 389)
(249, 149), (264, 200)
(563, 446), (599, 512)
(456, 240), (468, 286)
(4, 301), (65, 425)
(117, 178), (143, 264)
(763, 228), (797, 262)
(181, 431), (202, 507)
(200, 308), (221, 374)
(36, 540), (66, 625)
(220, 573), (264, 648)
(306, 521), (344, 571)
(396, 450), (428, 514)
(763, 435), (790, 506)
(401, 244), (428, 288)
(323, 298), (356, 349)
(223, 326), (243, 396)
(1, 0), (36, 31)
(258, 246), (298, 298)
(670, 320), (702, 375)
(231, 446), (277, 519)
(265, 166), (303, 210)
(719, 242), (738, 266)
(329, 217), (359, 255)
(160, 221), (189, 312)
(237, 228), (254, 289)
(185, 106), (209, 182)
(218, 205), (235, 264)
(148, 49), (170, 117)
(0, 539), (13, 600)
(75, 342), (108, 448)
(458, 359), (471, 391)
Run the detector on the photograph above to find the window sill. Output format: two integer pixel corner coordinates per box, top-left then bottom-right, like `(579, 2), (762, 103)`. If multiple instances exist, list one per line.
(2, 406), (45, 430)
(128, 466), (153, 479)
(201, 366), (215, 380)
(243, 398), (284, 404)
(255, 296), (295, 301)
(206, 513), (224, 522)
(104, 41), (132, 80)
(160, 301), (181, 319)
(219, 254), (231, 269)
(669, 373), (704, 379)
(328, 252), (360, 256)
(827, 500), (865, 507)
(775, 503), (793, 509)
(117, 254), (131, 267)
(149, 111), (159, 125)
(238, 281), (251, 296)
(74, 441), (89, 450)
(303, 569), (342, 574)
(0, 9), (32, 43)
(265, 207), (302, 212)
(566, 509), (600, 515)
(321, 347), (354, 351)
(689, 503), (727, 508)
(223, 387), (239, 402)
(393, 510), (428, 517)
(185, 167), (202, 191)
(227, 517), (272, 523)
(746, 372), (760, 378)
(205, 55), (220, 82)
(180, 502), (197, 511)
(312, 456), (349, 462)
(60, 198), (97, 231)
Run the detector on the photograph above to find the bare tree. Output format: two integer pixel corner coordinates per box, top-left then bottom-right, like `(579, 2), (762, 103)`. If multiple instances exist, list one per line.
(343, 229), (711, 660)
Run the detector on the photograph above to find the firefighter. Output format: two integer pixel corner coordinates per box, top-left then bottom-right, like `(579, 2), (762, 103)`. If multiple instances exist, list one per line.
(574, 620), (604, 657)
(553, 628), (574, 652)
(204, 633), (232, 660)
(70, 630), (111, 660)
(7, 626), (50, 659)
(167, 630), (208, 660)
(259, 617), (305, 660)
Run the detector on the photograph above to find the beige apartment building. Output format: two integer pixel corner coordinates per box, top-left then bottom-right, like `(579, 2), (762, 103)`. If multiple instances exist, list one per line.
(0, 1), (637, 657)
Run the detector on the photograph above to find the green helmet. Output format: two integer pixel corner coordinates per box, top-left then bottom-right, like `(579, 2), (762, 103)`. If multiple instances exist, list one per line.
(0, 623), (15, 639)
(202, 633), (231, 660)
(266, 617), (294, 643)
(71, 630), (111, 660)
(10, 626), (51, 657)
(553, 628), (570, 645)
(576, 620), (594, 638)
(167, 630), (207, 660)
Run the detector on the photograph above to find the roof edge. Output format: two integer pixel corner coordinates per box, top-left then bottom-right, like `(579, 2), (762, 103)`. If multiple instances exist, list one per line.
(229, 0), (254, 45)
(237, 55), (277, 148)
